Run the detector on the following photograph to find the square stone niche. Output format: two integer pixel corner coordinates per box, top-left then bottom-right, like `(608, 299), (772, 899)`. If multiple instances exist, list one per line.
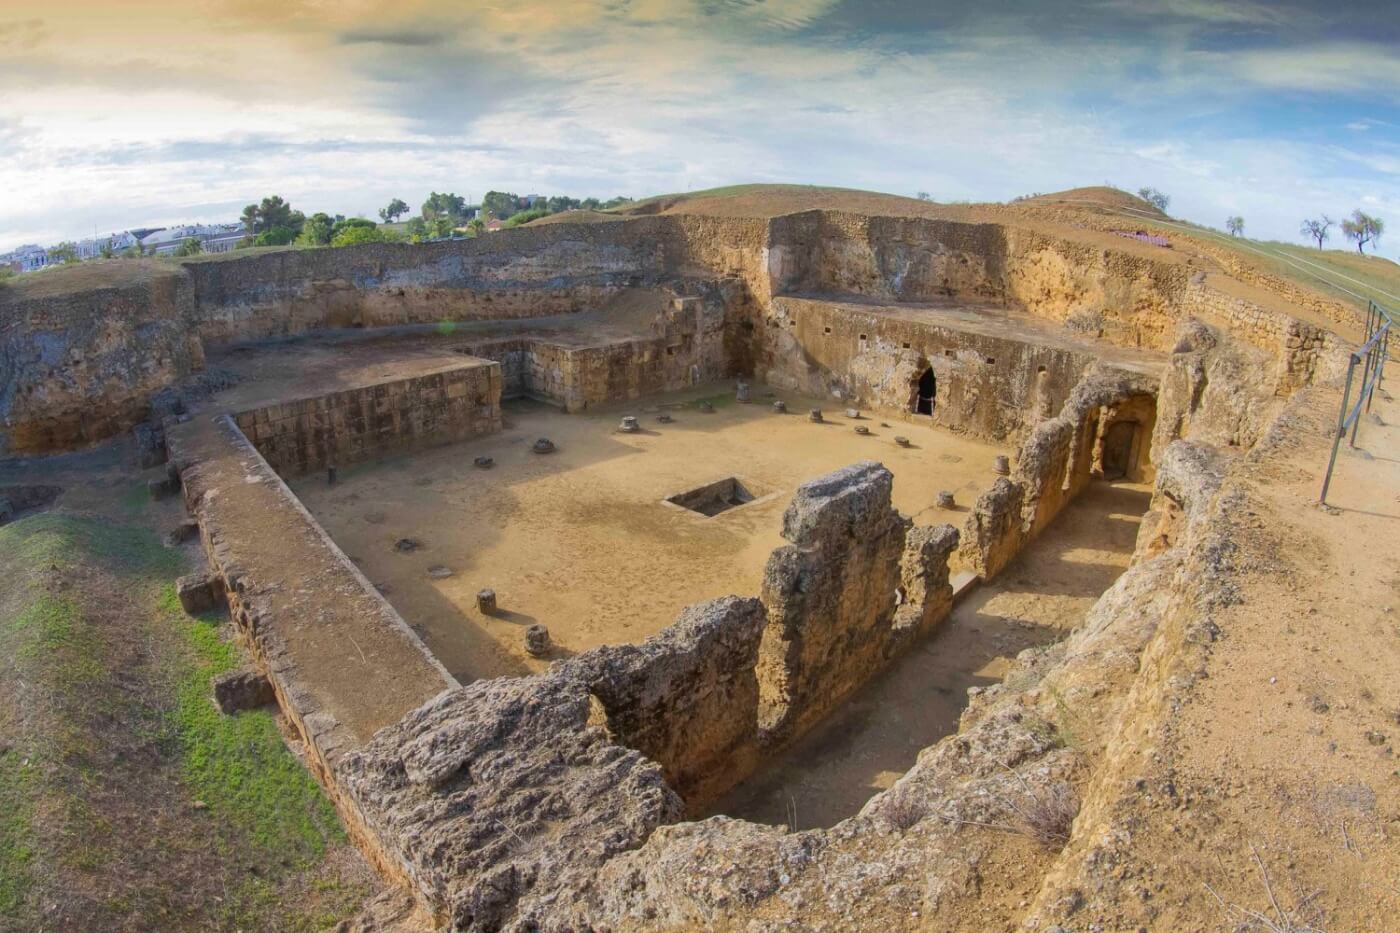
(665, 477), (758, 517)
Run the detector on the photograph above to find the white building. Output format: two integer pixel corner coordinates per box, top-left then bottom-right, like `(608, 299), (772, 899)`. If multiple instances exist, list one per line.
(2, 245), (50, 273)
(75, 232), (141, 260)
(140, 223), (245, 256)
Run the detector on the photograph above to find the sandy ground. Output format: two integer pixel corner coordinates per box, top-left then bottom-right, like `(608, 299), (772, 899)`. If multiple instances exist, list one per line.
(292, 385), (1011, 683)
(712, 480), (1150, 829)
(1081, 380), (1400, 930)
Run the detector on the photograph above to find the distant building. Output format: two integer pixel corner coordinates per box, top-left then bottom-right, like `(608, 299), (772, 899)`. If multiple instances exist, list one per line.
(140, 223), (245, 256)
(2, 245), (50, 273)
(75, 232), (141, 260)
(485, 218), (504, 232)
(522, 194), (544, 208)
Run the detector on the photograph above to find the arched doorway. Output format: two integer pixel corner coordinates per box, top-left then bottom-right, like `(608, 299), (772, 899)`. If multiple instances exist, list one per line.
(1100, 420), (1138, 480)
(914, 368), (936, 415)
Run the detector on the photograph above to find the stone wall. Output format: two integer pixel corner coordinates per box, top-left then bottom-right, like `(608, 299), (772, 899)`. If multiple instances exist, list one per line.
(165, 413), (457, 893)
(232, 359), (502, 477)
(762, 296), (1096, 439)
(957, 365), (1159, 579)
(756, 462), (912, 739)
(0, 264), (204, 455)
(568, 596), (768, 805)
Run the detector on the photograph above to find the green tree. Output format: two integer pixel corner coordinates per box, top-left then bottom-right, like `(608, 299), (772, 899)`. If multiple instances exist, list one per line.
(602, 196), (633, 210)
(504, 207), (550, 228)
(421, 191), (468, 223)
(297, 213), (335, 246)
(1300, 216), (1333, 249)
(254, 227), (297, 247)
(48, 242), (79, 264)
(481, 190), (521, 220)
(174, 237), (203, 257)
(467, 218), (486, 237)
(405, 217), (428, 241)
(1136, 187), (1170, 212)
(580, 197), (601, 210)
(1342, 210), (1384, 254)
(100, 241), (115, 259)
(241, 195), (305, 242)
(331, 225), (396, 247)
(1226, 216), (1245, 237)
(379, 198), (410, 223)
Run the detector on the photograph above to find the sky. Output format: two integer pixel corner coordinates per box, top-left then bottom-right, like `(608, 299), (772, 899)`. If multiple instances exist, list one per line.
(1, 0), (1398, 251)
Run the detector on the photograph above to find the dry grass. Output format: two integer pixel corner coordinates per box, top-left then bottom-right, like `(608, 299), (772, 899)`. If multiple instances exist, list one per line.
(1203, 844), (1327, 933)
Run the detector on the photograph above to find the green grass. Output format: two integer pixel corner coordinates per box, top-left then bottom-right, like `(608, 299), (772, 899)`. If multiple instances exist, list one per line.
(0, 513), (359, 928)
(0, 749), (37, 917)
(163, 585), (344, 863)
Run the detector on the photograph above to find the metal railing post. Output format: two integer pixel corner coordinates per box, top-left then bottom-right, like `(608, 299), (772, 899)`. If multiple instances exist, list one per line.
(1322, 354), (1359, 504)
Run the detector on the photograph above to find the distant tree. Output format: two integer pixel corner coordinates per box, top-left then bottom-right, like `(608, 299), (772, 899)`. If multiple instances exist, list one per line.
(580, 197), (601, 211)
(48, 242), (79, 264)
(174, 237), (203, 257)
(405, 217), (428, 241)
(422, 191), (468, 223)
(1300, 216), (1333, 250)
(123, 240), (146, 259)
(241, 195), (304, 242)
(297, 212), (335, 246)
(430, 216), (455, 238)
(100, 241), (115, 259)
(917, 191), (932, 201)
(1137, 187), (1170, 212)
(379, 198), (410, 223)
(467, 218), (486, 237)
(504, 207), (550, 228)
(331, 224), (397, 248)
(602, 196), (633, 210)
(331, 217), (376, 239)
(253, 226), (297, 247)
(1342, 210), (1384, 254)
(481, 190), (521, 220)
(1226, 216), (1245, 237)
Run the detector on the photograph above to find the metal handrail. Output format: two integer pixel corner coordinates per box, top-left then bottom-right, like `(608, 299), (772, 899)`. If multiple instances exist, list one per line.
(1320, 299), (1394, 503)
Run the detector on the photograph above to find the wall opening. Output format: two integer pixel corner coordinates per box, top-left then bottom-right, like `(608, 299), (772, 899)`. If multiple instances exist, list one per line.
(914, 368), (936, 416)
(1100, 420), (1138, 480)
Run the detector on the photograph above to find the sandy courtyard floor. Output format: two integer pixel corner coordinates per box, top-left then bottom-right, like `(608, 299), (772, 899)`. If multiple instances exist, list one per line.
(292, 385), (1011, 682)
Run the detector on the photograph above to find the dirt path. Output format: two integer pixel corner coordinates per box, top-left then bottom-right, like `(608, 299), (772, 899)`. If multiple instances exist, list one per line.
(712, 480), (1150, 829)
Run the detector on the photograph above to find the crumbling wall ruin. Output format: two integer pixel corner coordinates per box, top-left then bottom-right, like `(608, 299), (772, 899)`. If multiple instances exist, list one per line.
(956, 364), (1159, 579)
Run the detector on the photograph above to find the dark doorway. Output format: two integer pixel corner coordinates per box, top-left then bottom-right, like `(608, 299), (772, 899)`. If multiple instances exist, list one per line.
(1101, 421), (1138, 480)
(915, 368), (936, 415)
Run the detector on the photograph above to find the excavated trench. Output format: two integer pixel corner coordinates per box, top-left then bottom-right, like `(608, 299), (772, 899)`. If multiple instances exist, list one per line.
(710, 478), (1150, 828)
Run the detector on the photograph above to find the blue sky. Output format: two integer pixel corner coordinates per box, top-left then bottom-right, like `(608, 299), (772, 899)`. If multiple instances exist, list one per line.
(0, 0), (1397, 251)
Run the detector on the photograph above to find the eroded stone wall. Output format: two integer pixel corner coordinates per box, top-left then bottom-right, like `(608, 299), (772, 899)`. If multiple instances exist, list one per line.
(762, 296), (1095, 439)
(232, 359), (503, 477)
(957, 364), (1159, 579)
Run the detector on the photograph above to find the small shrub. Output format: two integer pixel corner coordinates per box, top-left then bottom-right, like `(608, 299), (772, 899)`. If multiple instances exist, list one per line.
(882, 792), (926, 831)
(1014, 781), (1078, 848)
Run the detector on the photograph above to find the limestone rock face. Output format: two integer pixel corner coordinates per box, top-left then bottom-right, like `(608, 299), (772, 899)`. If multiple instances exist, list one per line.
(757, 461), (911, 739)
(567, 596), (768, 804)
(336, 673), (684, 931)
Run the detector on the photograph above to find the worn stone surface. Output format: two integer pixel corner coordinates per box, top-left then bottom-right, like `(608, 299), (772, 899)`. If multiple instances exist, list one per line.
(336, 673), (683, 931)
(212, 668), (276, 714)
(568, 596), (768, 806)
(756, 461), (911, 739)
(175, 572), (223, 614)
